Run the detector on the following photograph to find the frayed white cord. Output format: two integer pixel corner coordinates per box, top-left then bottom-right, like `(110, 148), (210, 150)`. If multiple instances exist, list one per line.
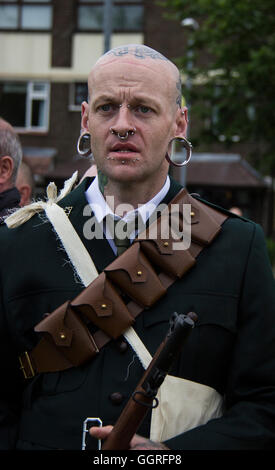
(5, 171), (78, 229)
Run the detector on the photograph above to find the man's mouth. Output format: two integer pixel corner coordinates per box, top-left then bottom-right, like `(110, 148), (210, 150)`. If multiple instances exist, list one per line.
(110, 143), (139, 153)
(107, 143), (140, 162)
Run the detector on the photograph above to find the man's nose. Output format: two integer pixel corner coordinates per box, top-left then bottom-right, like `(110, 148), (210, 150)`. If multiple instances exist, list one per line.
(111, 105), (135, 134)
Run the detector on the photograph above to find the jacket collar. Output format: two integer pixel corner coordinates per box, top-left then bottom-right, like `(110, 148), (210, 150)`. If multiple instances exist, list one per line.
(57, 176), (184, 272)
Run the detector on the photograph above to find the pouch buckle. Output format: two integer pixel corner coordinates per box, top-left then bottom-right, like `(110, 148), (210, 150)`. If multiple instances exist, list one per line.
(19, 351), (35, 379)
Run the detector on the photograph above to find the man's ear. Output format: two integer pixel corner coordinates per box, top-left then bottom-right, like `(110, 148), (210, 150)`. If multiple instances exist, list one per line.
(81, 101), (89, 132)
(174, 106), (188, 138)
(0, 156), (14, 184)
(17, 184), (31, 207)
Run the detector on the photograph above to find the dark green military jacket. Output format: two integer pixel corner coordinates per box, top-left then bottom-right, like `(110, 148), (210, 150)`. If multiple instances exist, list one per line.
(0, 177), (275, 450)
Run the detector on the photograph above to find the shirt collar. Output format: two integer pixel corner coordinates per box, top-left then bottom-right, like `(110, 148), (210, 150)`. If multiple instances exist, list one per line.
(85, 175), (170, 225)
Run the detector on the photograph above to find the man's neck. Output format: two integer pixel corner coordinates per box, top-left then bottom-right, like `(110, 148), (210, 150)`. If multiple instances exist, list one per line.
(99, 172), (169, 213)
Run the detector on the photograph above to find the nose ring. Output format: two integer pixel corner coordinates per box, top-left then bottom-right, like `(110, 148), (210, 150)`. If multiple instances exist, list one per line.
(110, 128), (136, 140)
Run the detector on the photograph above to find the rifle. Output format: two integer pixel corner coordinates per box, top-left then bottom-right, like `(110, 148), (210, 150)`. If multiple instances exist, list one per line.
(101, 311), (197, 450)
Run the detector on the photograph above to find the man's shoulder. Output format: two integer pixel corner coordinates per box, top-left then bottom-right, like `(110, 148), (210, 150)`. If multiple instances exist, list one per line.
(189, 192), (262, 249)
(0, 210), (41, 248)
(168, 179), (257, 236)
(57, 175), (93, 211)
(191, 192), (252, 225)
(0, 175), (92, 230)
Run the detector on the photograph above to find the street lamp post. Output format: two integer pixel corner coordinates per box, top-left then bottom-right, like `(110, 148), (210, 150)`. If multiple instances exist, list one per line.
(177, 18), (199, 186)
(180, 18), (199, 133)
(103, 0), (113, 53)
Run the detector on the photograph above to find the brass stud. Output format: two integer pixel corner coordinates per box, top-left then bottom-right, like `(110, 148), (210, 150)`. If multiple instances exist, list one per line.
(101, 303), (107, 309)
(163, 241), (169, 247)
(60, 332), (66, 340)
(190, 211), (195, 217)
(137, 270), (143, 276)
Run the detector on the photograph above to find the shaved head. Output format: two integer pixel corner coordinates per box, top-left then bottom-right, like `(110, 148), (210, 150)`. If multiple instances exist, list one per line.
(81, 43), (188, 204)
(89, 44), (182, 109)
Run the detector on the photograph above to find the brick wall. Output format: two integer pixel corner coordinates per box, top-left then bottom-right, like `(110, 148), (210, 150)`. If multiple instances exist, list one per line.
(144, 0), (187, 62)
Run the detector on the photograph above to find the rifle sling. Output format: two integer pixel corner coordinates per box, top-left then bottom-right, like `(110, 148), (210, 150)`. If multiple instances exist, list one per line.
(19, 191), (228, 379)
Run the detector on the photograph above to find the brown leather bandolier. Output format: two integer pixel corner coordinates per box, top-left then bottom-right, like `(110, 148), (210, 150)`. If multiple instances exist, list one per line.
(19, 189), (228, 379)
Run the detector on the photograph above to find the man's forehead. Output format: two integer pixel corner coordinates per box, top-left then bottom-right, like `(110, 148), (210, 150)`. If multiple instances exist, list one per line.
(88, 61), (173, 104)
(87, 45), (180, 107)
(89, 57), (177, 91)
(90, 59), (160, 82)
(90, 44), (178, 78)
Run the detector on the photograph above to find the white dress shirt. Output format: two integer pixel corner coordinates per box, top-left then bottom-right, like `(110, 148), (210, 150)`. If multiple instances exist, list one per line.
(85, 175), (170, 253)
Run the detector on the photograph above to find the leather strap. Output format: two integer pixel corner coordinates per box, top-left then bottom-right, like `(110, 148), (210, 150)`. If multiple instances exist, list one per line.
(19, 190), (228, 378)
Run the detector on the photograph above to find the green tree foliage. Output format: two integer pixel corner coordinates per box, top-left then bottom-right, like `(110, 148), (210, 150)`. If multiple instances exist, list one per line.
(161, 0), (275, 175)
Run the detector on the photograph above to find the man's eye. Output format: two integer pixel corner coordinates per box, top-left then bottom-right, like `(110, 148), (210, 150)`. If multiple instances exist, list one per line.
(140, 106), (151, 113)
(136, 105), (151, 114)
(99, 104), (111, 112)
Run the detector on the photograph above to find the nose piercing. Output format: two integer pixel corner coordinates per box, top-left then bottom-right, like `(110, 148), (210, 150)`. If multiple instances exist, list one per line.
(110, 128), (136, 140)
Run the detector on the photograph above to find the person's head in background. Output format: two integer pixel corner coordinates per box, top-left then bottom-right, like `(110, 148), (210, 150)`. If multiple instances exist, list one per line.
(16, 161), (34, 206)
(0, 117), (14, 132)
(0, 118), (22, 193)
(230, 206), (243, 217)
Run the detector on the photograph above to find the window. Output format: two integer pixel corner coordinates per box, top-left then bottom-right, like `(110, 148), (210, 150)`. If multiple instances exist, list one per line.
(0, 81), (50, 131)
(69, 82), (88, 111)
(0, 0), (52, 31)
(77, 1), (143, 32)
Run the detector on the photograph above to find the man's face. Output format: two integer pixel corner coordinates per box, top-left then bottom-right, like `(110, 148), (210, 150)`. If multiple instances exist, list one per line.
(82, 58), (186, 187)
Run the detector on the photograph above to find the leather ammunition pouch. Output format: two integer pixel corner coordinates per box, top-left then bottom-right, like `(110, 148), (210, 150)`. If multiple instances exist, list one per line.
(19, 189), (228, 379)
(105, 242), (167, 308)
(70, 272), (134, 338)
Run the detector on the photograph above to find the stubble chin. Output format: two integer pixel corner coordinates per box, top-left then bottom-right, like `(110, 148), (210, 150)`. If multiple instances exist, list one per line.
(96, 152), (169, 187)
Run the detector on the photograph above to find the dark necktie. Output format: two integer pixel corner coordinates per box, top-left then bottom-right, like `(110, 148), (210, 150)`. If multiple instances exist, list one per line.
(113, 218), (132, 255)
(106, 214), (144, 256)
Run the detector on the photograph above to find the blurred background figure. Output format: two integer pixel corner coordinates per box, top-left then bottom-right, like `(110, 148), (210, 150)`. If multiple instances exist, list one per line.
(0, 118), (22, 220)
(16, 161), (34, 207)
(0, 118), (14, 133)
(230, 206), (243, 216)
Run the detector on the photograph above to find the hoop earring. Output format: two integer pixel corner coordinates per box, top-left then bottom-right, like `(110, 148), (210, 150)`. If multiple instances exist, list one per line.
(165, 136), (192, 167)
(77, 132), (92, 157)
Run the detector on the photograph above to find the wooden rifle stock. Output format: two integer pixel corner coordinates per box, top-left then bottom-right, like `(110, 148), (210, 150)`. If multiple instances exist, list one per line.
(102, 311), (197, 450)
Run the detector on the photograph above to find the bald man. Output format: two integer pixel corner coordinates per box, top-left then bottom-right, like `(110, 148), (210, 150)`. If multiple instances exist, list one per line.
(0, 118), (22, 220)
(80, 45), (186, 208)
(0, 45), (275, 451)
